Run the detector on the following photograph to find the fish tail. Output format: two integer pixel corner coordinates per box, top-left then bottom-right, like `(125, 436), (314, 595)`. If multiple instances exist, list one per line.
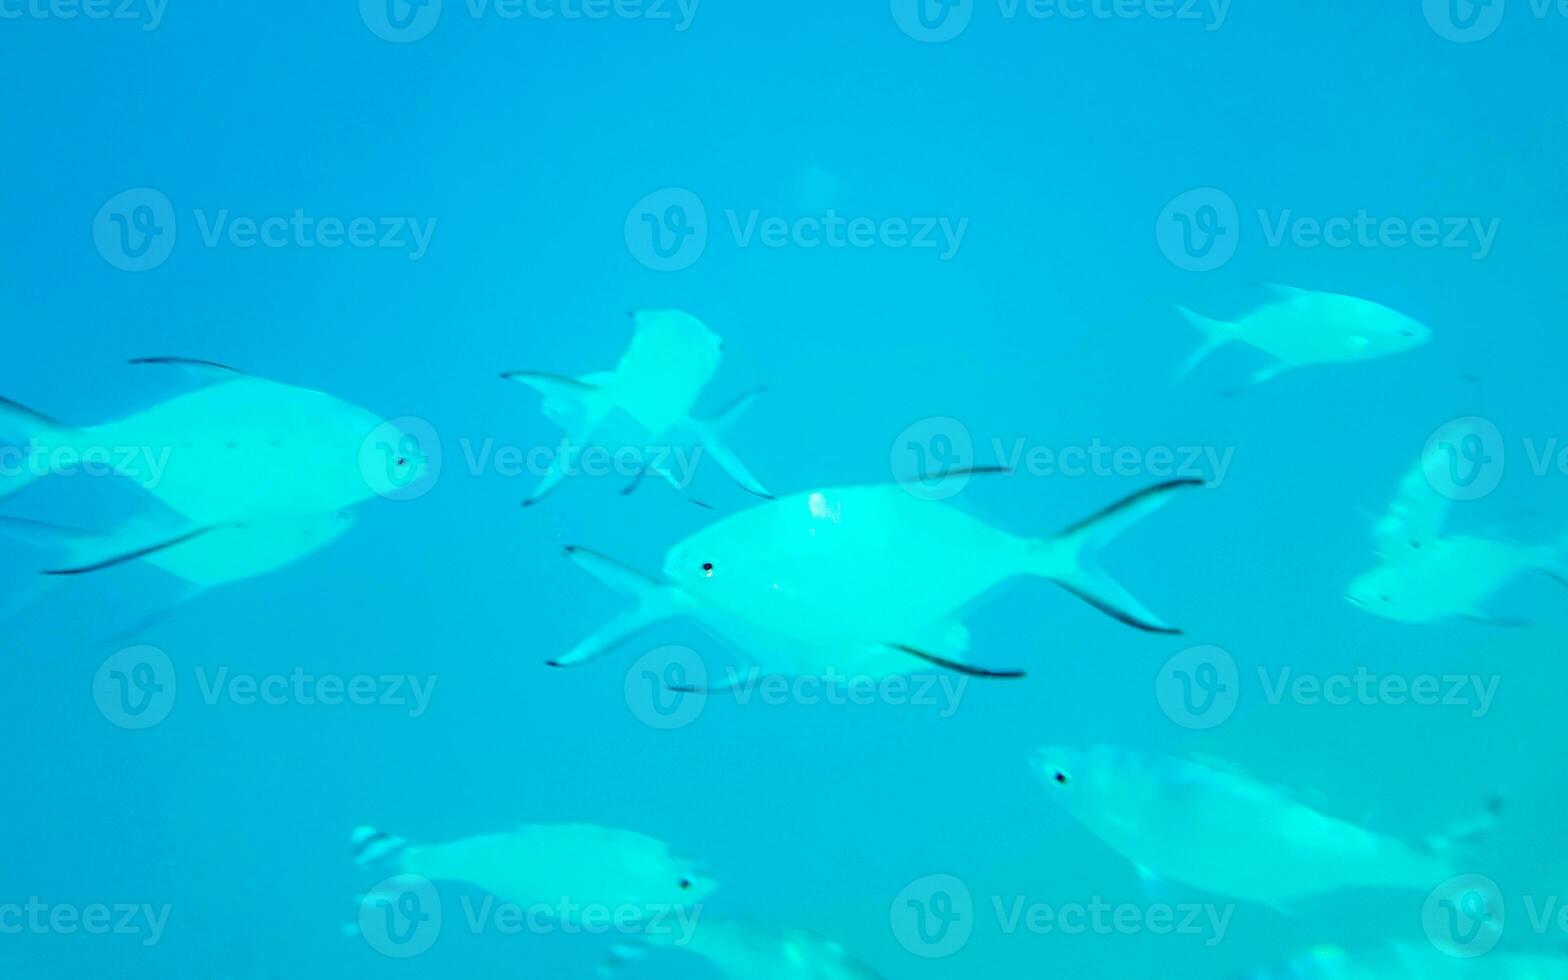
(0, 395), (77, 501)
(351, 825), (409, 870)
(1173, 306), (1236, 384)
(548, 547), (687, 667)
(502, 370), (617, 507)
(1032, 479), (1203, 634)
(687, 392), (772, 499)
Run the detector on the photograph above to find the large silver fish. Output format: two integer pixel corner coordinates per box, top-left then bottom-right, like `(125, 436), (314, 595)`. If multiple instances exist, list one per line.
(551, 477), (1200, 680)
(1034, 745), (1495, 909)
(0, 358), (426, 523)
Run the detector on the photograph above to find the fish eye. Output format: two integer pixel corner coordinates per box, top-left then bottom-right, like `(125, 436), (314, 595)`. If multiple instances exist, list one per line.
(1053, 771), (1069, 785)
(1379, 594), (1392, 603)
(678, 878), (692, 891)
(701, 562), (714, 578)
(396, 457), (408, 467)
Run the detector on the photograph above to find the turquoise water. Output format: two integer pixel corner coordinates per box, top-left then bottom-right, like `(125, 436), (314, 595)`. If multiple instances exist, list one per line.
(1, 3), (1566, 978)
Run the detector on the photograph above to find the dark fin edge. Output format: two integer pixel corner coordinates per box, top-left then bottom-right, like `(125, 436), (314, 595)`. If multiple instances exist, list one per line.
(886, 643), (1026, 679)
(1055, 583), (1183, 635)
(499, 370), (598, 391)
(0, 395), (66, 429)
(894, 465), (1013, 487)
(44, 525), (229, 576)
(128, 356), (248, 375)
(1057, 478), (1206, 538)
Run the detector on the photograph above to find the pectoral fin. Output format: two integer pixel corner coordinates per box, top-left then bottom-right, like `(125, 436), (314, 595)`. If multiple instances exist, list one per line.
(883, 643), (1025, 679)
(43, 524), (231, 576)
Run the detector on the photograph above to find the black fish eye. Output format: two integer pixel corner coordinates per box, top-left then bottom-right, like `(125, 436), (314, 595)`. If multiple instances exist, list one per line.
(1054, 772), (1069, 785)
(396, 457), (408, 467)
(1380, 595), (1392, 603)
(678, 878), (692, 891)
(701, 562), (714, 577)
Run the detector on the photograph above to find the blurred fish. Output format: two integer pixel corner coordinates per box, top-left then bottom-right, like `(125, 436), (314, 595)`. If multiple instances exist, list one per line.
(0, 358), (425, 522)
(350, 823), (716, 926)
(602, 920), (884, 979)
(1251, 942), (1568, 979)
(1175, 284), (1430, 391)
(503, 309), (770, 506)
(1347, 424), (1568, 625)
(0, 510), (357, 635)
(1033, 745), (1498, 909)
(550, 477), (1200, 681)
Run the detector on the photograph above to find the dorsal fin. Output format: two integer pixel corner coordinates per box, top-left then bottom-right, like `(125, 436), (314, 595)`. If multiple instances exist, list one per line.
(128, 357), (249, 380)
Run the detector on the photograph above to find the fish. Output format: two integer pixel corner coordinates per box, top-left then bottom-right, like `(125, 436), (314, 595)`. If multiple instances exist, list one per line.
(349, 823), (716, 926)
(1033, 745), (1498, 909)
(1175, 284), (1430, 391)
(1347, 425), (1567, 625)
(502, 309), (770, 506)
(0, 510), (357, 635)
(0, 358), (426, 523)
(601, 920), (885, 979)
(548, 476), (1200, 681)
(1251, 942), (1568, 979)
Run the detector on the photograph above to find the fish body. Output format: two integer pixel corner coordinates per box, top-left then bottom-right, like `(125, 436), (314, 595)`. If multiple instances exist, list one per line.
(0, 360), (424, 522)
(504, 310), (768, 505)
(1348, 425), (1567, 623)
(552, 479), (1198, 679)
(352, 823), (715, 924)
(616, 921), (884, 979)
(1176, 285), (1429, 389)
(1254, 943), (1568, 980)
(1034, 745), (1456, 906)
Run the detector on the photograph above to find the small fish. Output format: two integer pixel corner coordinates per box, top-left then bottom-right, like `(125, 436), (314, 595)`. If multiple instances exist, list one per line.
(0, 358), (426, 523)
(349, 823), (716, 925)
(1175, 284), (1430, 391)
(1347, 425), (1567, 625)
(503, 309), (769, 506)
(1034, 745), (1497, 908)
(549, 477), (1200, 681)
(1252, 942), (1568, 979)
(601, 920), (884, 979)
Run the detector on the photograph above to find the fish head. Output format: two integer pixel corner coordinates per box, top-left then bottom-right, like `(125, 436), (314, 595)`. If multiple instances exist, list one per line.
(1345, 305), (1430, 357)
(359, 418), (433, 498)
(662, 524), (772, 614)
(1032, 744), (1161, 826)
(1344, 563), (1412, 619)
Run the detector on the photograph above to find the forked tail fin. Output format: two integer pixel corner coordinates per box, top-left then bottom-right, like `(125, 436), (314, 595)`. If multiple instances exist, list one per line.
(502, 371), (617, 507)
(1032, 479), (1203, 634)
(0, 396), (75, 501)
(548, 547), (687, 667)
(1173, 306), (1236, 384)
(686, 388), (772, 499)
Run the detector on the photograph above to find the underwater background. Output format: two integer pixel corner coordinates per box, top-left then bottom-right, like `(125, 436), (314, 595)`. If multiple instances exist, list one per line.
(1, 2), (1566, 977)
